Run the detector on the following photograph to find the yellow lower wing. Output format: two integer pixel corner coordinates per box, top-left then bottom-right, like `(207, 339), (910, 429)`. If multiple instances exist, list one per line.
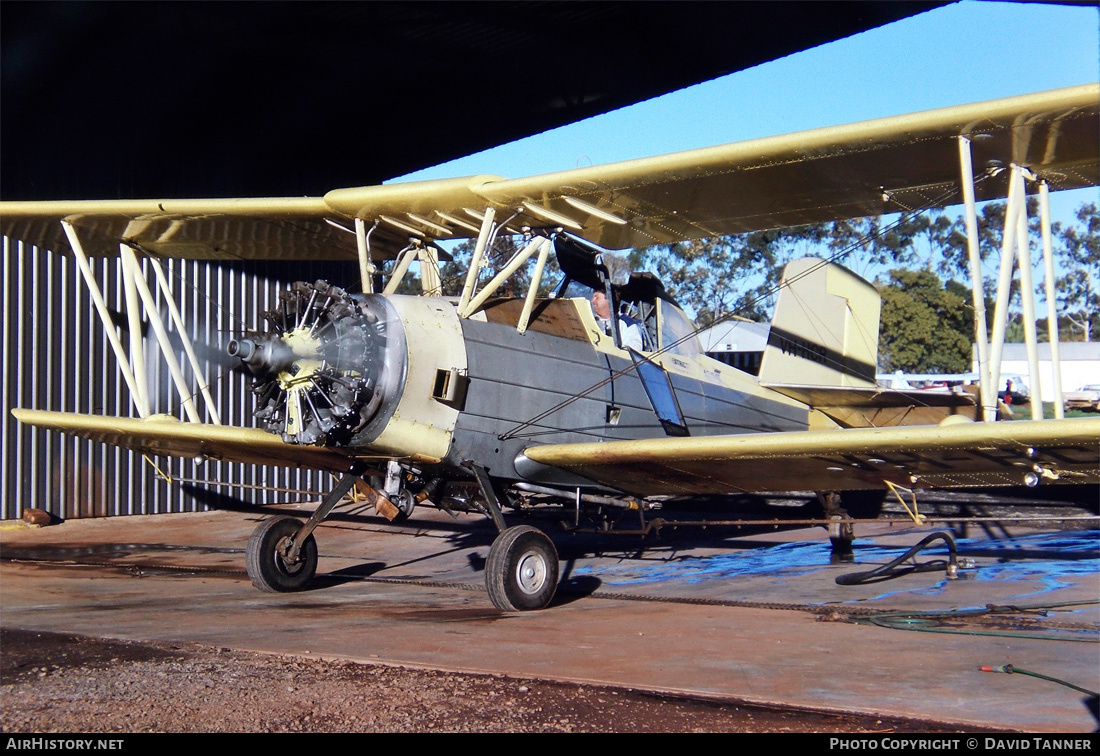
(12, 409), (370, 473)
(522, 418), (1100, 495)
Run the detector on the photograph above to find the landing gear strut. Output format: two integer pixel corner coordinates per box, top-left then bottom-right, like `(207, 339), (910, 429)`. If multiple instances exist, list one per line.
(244, 461), (369, 592)
(818, 491), (855, 562)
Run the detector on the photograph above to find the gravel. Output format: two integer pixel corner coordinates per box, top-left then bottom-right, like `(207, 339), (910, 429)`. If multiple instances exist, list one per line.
(1, 628), (994, 733)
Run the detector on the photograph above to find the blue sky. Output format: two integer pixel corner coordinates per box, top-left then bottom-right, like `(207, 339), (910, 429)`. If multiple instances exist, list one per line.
(395, 1), (1098, 225)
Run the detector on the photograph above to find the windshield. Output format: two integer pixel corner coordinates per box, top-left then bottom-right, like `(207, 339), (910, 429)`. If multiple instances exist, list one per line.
(657, 300), (703, 359)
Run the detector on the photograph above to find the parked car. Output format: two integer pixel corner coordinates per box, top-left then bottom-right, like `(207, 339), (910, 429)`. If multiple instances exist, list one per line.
(1064, 384), (1100, 412)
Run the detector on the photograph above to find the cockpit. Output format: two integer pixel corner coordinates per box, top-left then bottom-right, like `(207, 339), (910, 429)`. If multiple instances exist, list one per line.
(552, 233), (703, 358)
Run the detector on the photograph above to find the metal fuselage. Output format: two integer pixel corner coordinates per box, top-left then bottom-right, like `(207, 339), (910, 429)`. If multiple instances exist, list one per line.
(355, 293), (809, 491)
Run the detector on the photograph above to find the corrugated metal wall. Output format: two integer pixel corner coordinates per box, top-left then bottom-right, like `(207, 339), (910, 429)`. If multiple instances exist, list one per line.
(1, 237), (355, 520)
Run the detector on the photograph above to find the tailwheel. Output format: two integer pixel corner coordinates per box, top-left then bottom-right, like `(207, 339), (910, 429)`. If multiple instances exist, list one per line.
(246, 516), (318, 592)
(486, 525), (559, 612)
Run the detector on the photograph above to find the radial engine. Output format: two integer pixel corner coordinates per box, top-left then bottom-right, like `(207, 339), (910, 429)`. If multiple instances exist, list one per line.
(228, 281), (405, 446)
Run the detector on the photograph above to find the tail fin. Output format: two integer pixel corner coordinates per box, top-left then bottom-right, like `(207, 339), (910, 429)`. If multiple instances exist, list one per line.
(758, 258), (880, 388)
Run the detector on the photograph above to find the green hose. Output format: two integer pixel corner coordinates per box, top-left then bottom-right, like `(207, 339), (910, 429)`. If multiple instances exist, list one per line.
(981, 664), (1098, 697)
(858, 600), (1099, 643)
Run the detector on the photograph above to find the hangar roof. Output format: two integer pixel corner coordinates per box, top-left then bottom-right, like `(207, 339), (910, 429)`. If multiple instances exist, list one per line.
(1, 2), (938, 200)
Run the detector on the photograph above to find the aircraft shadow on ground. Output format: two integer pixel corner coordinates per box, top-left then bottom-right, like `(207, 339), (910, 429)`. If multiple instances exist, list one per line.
(311, 562), (390, 589)
(179, 483), (1096, 579)
(180, 483), (844, 563)
(553, 574), (602, 607)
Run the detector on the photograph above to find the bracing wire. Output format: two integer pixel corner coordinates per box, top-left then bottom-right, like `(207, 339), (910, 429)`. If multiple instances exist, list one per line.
(499, 175), (991, 441)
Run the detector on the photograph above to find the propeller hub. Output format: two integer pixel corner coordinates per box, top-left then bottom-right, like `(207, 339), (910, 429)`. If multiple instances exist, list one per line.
(229, 281), (406, 446)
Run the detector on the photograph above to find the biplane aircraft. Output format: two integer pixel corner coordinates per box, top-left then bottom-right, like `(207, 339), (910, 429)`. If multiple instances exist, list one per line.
(3, 85), (1099, 611)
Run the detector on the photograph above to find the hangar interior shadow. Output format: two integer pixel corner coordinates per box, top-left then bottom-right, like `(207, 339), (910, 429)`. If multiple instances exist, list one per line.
(2, 2), (941, 200)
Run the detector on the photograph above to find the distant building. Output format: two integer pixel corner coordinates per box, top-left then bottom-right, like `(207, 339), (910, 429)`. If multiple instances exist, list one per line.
(698, 319), (770, 375)
(986, 342), (1100, 403)
(701, 317), (1099, 404)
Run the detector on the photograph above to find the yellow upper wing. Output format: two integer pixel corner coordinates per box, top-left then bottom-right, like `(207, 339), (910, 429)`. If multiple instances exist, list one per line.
(2, 85), (1096, 257)
(521, 418), (1100, 495)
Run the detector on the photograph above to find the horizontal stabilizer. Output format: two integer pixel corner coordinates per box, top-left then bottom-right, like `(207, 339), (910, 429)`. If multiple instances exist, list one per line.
(764, 384), (979, 428)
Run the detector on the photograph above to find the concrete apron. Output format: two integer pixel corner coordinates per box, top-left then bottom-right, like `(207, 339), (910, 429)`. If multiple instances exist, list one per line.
(1, 505), (1097, 732)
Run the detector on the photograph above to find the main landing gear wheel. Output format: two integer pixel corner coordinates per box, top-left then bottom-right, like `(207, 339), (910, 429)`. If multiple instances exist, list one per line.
(486, 525), (559, 612)
(246, 516), (318, 592)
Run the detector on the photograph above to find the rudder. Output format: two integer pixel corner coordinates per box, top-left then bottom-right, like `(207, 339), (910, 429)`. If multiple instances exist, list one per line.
(758, 258), (880, 388)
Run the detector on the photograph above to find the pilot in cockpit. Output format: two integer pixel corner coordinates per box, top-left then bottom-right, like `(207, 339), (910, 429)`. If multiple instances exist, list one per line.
(590, 289), (647, 352)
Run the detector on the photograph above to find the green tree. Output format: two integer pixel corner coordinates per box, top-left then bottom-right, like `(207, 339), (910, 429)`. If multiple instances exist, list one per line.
(633, 209), (969, 326)
(635, 225), (838, 325)
(1054, 203), (1099, 341)
(877, 269), (973, 373)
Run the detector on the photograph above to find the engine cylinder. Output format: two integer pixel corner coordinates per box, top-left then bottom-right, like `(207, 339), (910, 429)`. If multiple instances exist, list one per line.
(229, 281), (405, 446)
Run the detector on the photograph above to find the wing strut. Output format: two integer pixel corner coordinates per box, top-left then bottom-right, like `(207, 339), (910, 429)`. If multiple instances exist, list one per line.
(61, 221), (150, 418)
(455, 207), (558, 330)
(1037, 181), (1066, 417)
(119, 243), (222, 425)
(1009, 166), (1044, 421)
(60, 221), (222, 425)
(957, 136), (995, 420)
(457, 207), (496, 314)
(955, 149), (1067, 421)
(379, 236), (446, 296)
(516, 236), (554, 334)
(354, 218), (379, 294)
(459, 231), (553, 320)
(987, 166), (1044, 421)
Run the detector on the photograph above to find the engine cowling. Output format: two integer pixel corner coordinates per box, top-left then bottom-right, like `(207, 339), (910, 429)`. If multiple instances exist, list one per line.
(228, 281), (405, 446)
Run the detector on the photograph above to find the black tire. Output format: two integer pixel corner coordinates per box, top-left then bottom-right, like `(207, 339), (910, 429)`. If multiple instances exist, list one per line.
(245, 516), (318, 592)
(485, 525), (559, 612)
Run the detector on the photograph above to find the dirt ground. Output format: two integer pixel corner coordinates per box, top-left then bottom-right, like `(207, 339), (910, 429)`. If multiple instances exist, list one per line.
(0, 628), (999, 734)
